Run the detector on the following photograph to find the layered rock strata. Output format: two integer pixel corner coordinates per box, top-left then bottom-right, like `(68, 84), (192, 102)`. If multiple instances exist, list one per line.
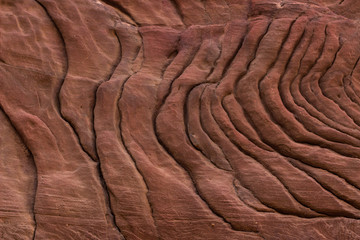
(1, 0), (360, 239)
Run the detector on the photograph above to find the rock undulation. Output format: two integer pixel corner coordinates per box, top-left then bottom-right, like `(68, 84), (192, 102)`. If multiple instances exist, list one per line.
(1, 0), (360, 239)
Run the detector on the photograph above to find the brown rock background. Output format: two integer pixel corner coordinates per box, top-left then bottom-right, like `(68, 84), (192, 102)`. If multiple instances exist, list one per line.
(1, 0), (360, 239)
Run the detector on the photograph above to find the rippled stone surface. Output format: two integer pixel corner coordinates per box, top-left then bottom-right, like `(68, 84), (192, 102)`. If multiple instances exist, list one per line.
(1, 0), (360, 239)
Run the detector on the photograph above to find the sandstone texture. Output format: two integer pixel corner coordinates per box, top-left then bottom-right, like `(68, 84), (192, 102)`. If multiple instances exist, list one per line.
(1, 0), (360, 239)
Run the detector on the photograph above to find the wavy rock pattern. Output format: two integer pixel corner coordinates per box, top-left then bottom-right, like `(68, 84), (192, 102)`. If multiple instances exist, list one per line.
(1, 0), (360, 239)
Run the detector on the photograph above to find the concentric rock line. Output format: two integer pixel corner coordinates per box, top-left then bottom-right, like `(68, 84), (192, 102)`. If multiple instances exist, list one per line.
(2, 0), (360, 239)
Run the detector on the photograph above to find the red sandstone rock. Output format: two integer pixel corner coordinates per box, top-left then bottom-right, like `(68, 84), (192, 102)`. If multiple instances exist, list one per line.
(1, 0), (360, 239)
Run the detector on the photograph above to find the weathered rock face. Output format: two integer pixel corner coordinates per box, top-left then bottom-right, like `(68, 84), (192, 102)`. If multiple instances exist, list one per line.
(1, 0), (360, 239)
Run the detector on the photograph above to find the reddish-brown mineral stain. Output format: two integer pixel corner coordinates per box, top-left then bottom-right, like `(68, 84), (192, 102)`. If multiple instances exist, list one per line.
(1, 0), (360, 239)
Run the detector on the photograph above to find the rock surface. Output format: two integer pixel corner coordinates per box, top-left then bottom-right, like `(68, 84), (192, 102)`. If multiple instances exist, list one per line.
(1, 0), (360, 239)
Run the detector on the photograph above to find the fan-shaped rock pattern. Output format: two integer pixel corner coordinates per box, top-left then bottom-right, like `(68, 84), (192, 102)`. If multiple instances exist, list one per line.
(1, 0), (360, 239)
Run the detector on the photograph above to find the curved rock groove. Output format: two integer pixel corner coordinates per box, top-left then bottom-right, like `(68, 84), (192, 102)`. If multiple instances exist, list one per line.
(2, 0), (360, 239)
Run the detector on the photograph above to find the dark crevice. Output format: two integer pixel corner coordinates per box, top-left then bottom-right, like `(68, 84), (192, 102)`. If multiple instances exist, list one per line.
(286, 162), (360, 219)
(274, 135), (360, 190)
(186, 62), (261, 232)
(214, 22), (273, 151)
(202, 16), (348, 215)
(157, 93), (260, 229)
(169, 0), (185, 26)
(97, 162), (127, 239)
(153, 38), (201, 123)
(343, 77), (359, 105)
(101, 31), (153, 239)
(137, 31), (145, 70)
(93, 28), (126, 237)
(221, 23), (249, 79)
(198, 88), (235, 169)
(12, 0), (360, 236)
(184, 45), (224, 151)
(286, 25), (360, 139)
(278, 22), (360, 150)
(158, 44), (202, 107)
(100, 0), (139, 26)
(316, 36), (359, 125)
(301, 33), (360, 147)
(350, 80), (360, 101)
(0, 106), (38, 240)
(351, 56), (360, 77)
(297, 25), (355, 130)
(117, 75), (160, 239)
(199, 88), (282, 215)
(33, 1), (126, 238)
(221, 97), (273, 152)
(257, 16), (300, 88)
(115, 35), (159, 237)
(186, 84), (233, 171)
(161, 45), (179, 80)
(292, 24), (360, 136)
(256, 18), (360, 159)
(154, 122), (258, 233)
(230, 19), (272, 149)
(291, 24), (326, 110)
(184, 86), (232, 171)
(232, 179), (274, 213)
(288, 158), (360, 212)
(343, 57), (360, 108)
(153, 44), (259, 233)
(273, 143), (360, 191)
(207, 90), (328, 218)
(212, 17), (328, 217)
(93, 29), (122, 160)
(317, 45), (360, 130)
(93, 29), (124, 238)
(33, 0), (95, 161)
(234, 17), (272, 94)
